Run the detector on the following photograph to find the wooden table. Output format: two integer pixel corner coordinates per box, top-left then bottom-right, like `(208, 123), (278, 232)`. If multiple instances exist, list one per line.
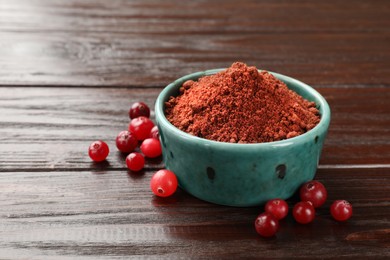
(1, 0), (389, 258)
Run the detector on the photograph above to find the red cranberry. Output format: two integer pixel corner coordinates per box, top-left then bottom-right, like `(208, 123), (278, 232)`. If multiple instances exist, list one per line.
(150, 169), (178, 197)
(88, 140), (109, 162)
(115, 130), (138, 153)
(300, 180), (327, 208)
(129, 116), (155, 141)
(129, 102), (150, 119)
(254, 212), (279, 237)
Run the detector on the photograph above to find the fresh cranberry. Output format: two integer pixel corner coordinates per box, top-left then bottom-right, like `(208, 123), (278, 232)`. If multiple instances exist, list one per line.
(88, 140), (109, 162)
(265, 199), (289, 220)
(330, 200), (353, 221)
(150, 169), (178, 197)
(129, 102), (150, 119)
(300, 180), (327, 208)
(140, 138), (162, 158)
(254, 212), (279, 238)
(150, 125), (159, 139)
(293, 201), (315, 224)
(129, 116), (155, 140)
(126, 152), (145, 172)
(115, 130), (138, 153)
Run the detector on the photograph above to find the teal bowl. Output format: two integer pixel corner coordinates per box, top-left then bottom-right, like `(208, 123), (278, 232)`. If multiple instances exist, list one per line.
(155, 69), (331, 207)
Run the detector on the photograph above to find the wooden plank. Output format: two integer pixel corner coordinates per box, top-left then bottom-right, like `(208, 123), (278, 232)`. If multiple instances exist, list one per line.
(0, 87), (163, 171)
(2, 0), (389, 33)
(0, 1), (388, 258)
(319, 88), (390, 165)
(0, 168), (388, 258)
(0, 87), (389, 171)
(0, 0), (389, 87)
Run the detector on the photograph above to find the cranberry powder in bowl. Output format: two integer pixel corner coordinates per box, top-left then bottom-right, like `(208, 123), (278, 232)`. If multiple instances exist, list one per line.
(165, 62), (320, 144)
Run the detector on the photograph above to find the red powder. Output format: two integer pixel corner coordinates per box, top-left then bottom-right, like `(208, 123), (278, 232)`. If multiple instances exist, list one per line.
(165, 62), (320, 143)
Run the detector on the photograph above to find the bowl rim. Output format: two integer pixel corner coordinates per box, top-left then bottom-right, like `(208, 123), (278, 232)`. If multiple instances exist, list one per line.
(155, 68), (331, 148)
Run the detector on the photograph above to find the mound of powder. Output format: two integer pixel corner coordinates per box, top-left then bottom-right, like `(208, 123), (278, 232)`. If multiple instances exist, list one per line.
(165, 62), (320, 143)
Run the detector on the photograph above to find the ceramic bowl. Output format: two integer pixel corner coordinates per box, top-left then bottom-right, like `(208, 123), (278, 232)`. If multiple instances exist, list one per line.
(155, 69), (331, 207)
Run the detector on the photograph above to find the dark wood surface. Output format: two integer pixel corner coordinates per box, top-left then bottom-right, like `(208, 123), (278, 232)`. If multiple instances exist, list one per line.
(0, 0), (389, 258)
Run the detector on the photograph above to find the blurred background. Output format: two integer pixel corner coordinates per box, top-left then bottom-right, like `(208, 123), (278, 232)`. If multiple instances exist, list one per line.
(1, 0), (389, 88)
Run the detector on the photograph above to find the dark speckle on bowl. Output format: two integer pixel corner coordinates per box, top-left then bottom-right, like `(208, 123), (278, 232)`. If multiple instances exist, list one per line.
(207, 167), (215, 180)
(252, 163), (257, 171)
(276, 164), (286, 179)
(158, 124), (167, 148)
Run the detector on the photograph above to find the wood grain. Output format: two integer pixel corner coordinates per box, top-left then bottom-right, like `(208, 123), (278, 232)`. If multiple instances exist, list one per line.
(0, 168), (389, 258)
(0, 0), (389, 258)
(0, 87), (389, 171)
(0, 87), (388, 258)
(0, 0), (389, 87)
